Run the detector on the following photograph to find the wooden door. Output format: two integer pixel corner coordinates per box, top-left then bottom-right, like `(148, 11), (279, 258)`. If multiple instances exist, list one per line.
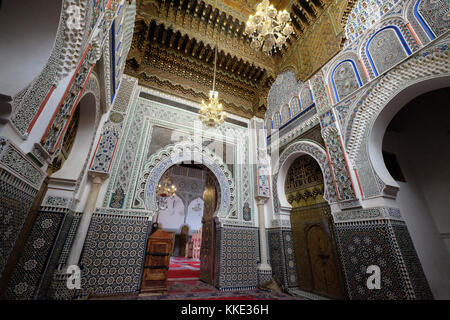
(199, 173), (217, 285)
(286, 155), (346, 299)
(306, 225), (344, 299)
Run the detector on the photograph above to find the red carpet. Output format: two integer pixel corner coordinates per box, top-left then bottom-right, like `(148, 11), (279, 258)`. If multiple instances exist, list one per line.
(167, 257), (200, 280)
(167, 268), (200, 279)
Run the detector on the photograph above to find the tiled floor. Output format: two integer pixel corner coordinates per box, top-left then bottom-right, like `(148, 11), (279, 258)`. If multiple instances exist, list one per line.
(90, 256), (305, 300)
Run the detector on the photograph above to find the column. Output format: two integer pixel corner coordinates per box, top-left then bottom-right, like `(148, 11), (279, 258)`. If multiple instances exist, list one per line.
(256, 196), (272, 285)
(66, 171), (108, 267)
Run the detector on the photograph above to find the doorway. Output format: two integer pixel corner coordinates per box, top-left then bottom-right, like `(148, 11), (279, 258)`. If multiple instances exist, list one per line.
(142, 163), (218, 294)
(284, 154), (346, 299)
(379, 87), (450, 298)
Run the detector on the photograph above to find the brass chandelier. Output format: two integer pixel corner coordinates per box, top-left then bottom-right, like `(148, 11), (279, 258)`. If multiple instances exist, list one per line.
(244, 0), (294, 55)
(156, 175), (177, 210)
(199, 45), (226, 126)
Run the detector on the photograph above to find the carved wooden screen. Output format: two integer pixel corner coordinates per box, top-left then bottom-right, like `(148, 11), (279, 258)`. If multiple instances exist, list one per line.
(285, 155), (346, 299)
(199, 172), (217, 285)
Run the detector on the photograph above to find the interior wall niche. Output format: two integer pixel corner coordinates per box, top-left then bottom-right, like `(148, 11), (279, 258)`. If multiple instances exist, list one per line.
(285, 154), (346, 299)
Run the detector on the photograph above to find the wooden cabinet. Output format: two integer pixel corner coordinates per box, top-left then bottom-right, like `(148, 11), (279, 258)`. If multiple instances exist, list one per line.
(140, 230), (175, 294)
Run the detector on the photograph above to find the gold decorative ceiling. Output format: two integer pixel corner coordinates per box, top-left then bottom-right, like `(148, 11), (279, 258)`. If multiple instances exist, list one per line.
(125, 0), (346, 118)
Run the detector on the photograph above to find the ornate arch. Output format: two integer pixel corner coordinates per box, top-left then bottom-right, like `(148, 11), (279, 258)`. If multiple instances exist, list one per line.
(325, 51), (367, 104)
(272, 140), (338, 216)
(134, 140), (235, 220)
(405, 0), (433, 45)
(345, 38), (450, 198)
(358, 17), (420, 79)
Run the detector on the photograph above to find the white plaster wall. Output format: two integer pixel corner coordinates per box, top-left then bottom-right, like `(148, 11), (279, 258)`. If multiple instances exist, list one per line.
(158, 195), (186, 232)
(382, 88), (450, 299)
(0, 0), (61, 97)
(185, 198), (204, 234)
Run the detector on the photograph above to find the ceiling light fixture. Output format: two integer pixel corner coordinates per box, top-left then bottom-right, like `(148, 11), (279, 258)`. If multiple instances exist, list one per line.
(244, 0), (294, 55)
(199, 45), (227, 127)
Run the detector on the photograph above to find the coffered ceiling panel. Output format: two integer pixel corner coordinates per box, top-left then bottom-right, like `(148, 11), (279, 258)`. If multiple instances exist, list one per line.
(125, 0), (339, 118)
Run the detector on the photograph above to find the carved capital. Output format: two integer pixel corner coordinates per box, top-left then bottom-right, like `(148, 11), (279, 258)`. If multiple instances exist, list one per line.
(88, 171), (109, 184)
(255, 196), (269, 205)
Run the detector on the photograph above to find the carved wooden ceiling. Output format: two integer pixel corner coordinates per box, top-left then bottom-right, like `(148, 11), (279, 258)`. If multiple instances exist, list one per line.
(125, 0), (336, 119)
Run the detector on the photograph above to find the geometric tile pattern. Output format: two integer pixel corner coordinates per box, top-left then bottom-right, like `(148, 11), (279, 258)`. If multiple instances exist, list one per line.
(391, 221), (434, 299)
(36, 211), (80, 300)
(79, 213), (149, 297)
(267, 228), (299, 289)
(5, 208), (65, 300)
(334, 219), (413, 299)
(215, 225), (259, 291)
(0, 168), (38, 277)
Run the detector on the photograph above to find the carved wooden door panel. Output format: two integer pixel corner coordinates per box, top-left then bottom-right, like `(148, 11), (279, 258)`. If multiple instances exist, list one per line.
(306, 225), (344, 299)
(199, 173), (217, 285)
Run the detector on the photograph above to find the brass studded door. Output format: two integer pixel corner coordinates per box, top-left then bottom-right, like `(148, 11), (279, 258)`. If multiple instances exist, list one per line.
(199, 173), (217, 285)
(286, 155), (345, 299)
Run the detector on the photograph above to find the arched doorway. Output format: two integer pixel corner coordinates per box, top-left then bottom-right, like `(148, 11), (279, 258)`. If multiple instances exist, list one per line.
(375, 86), (450, 299)
(142, 163), (219, 294)
(284, 154), (346, 299)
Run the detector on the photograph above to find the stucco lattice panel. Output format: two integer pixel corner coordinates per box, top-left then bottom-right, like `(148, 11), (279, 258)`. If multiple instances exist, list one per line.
(406, 0), (431, 45)
(266, 71), (302, 119)
(5, 209), (66, 300)
(332, 61), (362, 101)
(322, 127), (357, 201)
(89, 77), (137, 174)
(0, 144), (45, 188)
(346, 39), (450, 166)
(300, 86), (314, 109)
(311, 71), (332, 113)
(359, 18), (419, 79)
(80, 214), (148, 297)
(368, 28), (409, 75)
(41, 50), (95, 154)
(273, 141), (338, 218)
(345, 0), (403, 46)
(417, 0), (450, 38)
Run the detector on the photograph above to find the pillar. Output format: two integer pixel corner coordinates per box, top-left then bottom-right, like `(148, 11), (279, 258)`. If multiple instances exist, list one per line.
(66, 171), (108, 267)
(256, 196), (272, 285)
